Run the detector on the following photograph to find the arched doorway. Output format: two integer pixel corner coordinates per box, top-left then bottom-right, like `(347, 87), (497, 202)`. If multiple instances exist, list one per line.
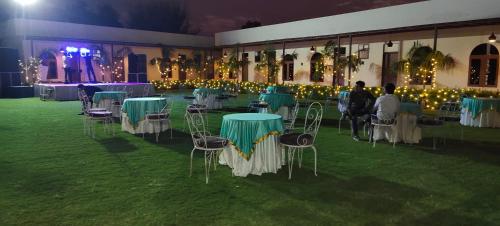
(310, 53), (324, 82)
(128, 53), (147, 83)
(42, 53), (58, 79)
(468, 43), (498, 87)
(282, 54), (294, 82)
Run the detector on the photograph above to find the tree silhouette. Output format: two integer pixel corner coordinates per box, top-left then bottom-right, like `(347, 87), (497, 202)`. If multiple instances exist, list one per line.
(241, 20), (262, 29)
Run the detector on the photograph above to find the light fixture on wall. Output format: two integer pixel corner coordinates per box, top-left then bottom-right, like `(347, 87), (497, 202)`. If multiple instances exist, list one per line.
(386, 40), (394, 47)
(310, 46), (316, 53)
(489, 32), (497, 43)
(223, 51), (228, 58)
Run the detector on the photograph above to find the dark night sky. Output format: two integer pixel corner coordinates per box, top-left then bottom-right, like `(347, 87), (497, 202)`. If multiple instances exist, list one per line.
(106, 0), (424, 35)
(2, 0), (424, 35)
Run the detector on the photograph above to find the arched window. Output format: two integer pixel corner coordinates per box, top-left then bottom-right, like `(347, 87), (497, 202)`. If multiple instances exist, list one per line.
(469, 43), (498, 87)
(282, 54), (294, 81)
(41, 53), (58, 79)
(310, 53), (324, 82)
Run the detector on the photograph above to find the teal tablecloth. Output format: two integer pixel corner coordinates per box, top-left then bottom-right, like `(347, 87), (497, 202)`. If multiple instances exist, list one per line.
(266, 86), (288, 94)
(93, 91), (127, 104)
(193, 88), (222, 98)
(259, 93), (295, 112)
(220, 113), (284, 160)
(121, 97), (168, 126)
(462, 97), (500, 119)
(399, 102), (422, 116)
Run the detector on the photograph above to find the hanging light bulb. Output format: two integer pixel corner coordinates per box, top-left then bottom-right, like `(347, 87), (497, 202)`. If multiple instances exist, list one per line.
(387, 40), (394, 47)
(310, 46), (316, 53)
(489, 32), (497, 43)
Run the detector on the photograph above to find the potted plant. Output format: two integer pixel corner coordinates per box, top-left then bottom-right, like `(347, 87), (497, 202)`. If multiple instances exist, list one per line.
(394, 43), (455, 89)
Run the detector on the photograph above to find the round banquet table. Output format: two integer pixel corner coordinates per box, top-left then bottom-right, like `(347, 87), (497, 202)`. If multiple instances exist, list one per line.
(93, 91), (127, 117)
(192, 88), (223, 109)
(121, 97), (170, 134)
(259, 93), (295, 120)
(460, 97), (500, 128)
(219, 113), (284, 177)
(373, 102), (422, 144)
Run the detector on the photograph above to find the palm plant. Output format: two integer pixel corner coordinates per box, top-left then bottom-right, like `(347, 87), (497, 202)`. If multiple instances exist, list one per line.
(321, 40), (364, 86)
(255, 47), (280, 83)
(216, 49), (245, 80)
(394, 43), (456, 88)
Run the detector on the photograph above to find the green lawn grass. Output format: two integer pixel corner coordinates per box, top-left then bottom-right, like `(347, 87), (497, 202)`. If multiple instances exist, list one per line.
(0, 94), (499, 225)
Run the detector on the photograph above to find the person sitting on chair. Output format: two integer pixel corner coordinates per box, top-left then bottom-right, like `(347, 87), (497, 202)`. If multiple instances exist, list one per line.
(373, 83), (400, 121)
(77, 84), (102, 114)
(348, 80), (375, 141)
(369, 83), (400, 141)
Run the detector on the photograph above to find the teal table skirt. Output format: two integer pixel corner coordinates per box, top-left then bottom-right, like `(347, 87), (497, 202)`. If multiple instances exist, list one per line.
(220, 113), (284, 160)
(259, 93), (295, 112)
(399, 102), (422, 116)
(93, 91), (127, 105)
(266, 86), (288, 94)
(121, 97), (168, 127)
(462, 97), (500, 119)
(193, 88), (222, 98)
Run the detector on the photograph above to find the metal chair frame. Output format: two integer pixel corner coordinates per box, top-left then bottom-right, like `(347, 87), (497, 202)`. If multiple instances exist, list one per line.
(185, 108), (228, 184)
(281, 102), (323, 180)
(143, 98), (173, 142)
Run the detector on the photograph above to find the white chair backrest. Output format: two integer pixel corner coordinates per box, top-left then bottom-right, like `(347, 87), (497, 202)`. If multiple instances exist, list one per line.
(303, 102), (324, 143)
(438, 101), (461, 119)
(288, 101), (300, 126)
(185, 109), (209, 149)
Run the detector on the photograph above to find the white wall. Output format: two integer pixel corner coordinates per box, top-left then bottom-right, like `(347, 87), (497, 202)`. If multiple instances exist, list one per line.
(223, 27), (500, 90)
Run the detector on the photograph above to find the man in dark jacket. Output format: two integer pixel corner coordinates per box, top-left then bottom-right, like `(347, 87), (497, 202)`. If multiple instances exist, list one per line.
(348, 81), (375, 141)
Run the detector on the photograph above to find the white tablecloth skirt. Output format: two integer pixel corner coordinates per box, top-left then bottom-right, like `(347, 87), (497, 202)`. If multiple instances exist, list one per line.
(460, 109), (500, 128)
(96, 99), (121, 118)
(219, 135), (283, 177)
(121, 113), (171, 134)
(259, 106), (290, 120)
(194, 94), (222, 110)
(373, 113), (421, 144)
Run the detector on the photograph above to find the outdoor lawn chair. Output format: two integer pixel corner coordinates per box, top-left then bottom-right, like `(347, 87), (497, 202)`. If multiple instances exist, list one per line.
(438, 101), (464, 143)
(284, 101), (300, 133)
(368, 114), (398, 148)
(143, 98), (172, 142)
(418, 116), (445, 150)
(40, 86), (54, 101)
(279, 102), (323, 180)
(185, 108), (228, 184)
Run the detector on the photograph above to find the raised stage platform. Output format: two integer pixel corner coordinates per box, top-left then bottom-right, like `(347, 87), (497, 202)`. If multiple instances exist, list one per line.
(34, 83), (155, 101)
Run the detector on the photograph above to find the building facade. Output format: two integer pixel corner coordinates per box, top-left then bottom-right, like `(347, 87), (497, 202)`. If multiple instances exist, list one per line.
(0, 19), (214, 83)
(215, 0), (500, 90)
